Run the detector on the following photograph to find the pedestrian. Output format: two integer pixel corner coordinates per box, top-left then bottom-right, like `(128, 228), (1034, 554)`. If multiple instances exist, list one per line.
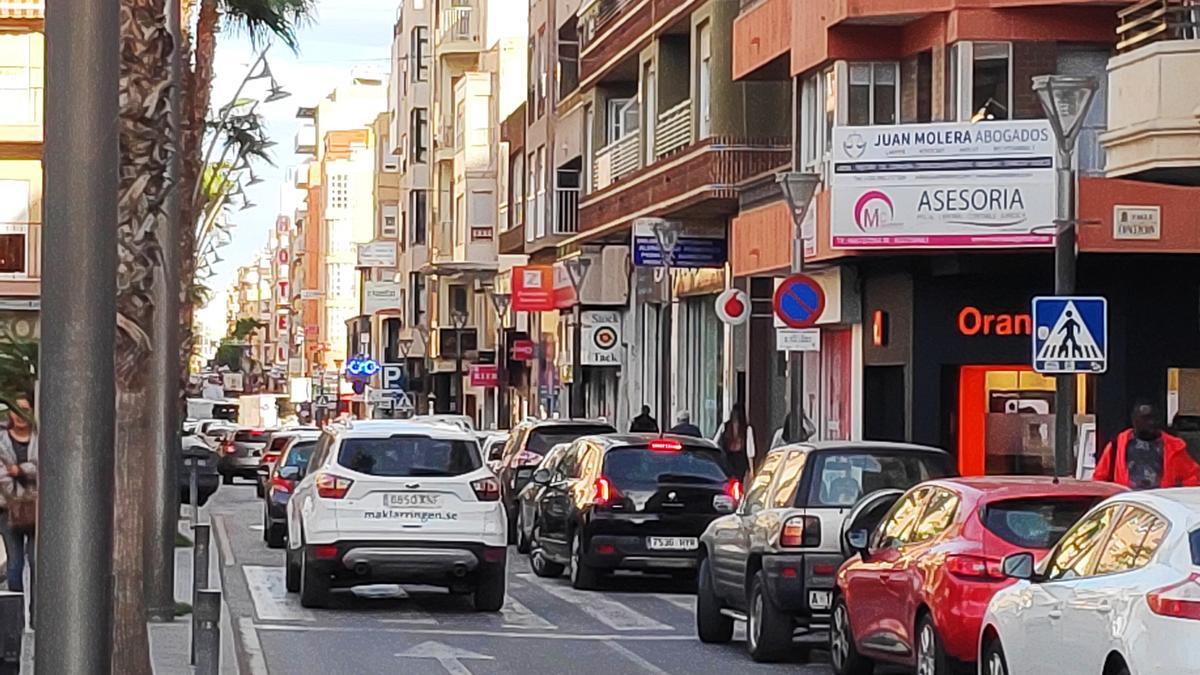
(629, 405), (659, 433)
(770, 412), (815, 449)
(1094, 403), (1200, 489)
(0, 393), (37, 605)
(714, 403), (755, 481)
(668, 411), (702, 437)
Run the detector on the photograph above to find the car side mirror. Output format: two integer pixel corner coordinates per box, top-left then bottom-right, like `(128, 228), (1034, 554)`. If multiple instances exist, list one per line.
(1001, 552), (1035, 580)
(532, 468), (552, 485)
(488, 446), (504, 462)
(846, 529), (871, 560)
(278, 466), (301, 481)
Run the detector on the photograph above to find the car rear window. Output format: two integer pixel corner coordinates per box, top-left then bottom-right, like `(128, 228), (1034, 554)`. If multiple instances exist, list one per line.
(1191, 529), (1200, 566)
(283, 441), (316, 469)
(268, 436), (291, 454)
(235, 430), (268, 444)
(808, 452), (950, 507)
(982, 497), (1104, 550)
(602, 446), (731, 490)
(527, 425), (615, 455)
(337, 435), (481, 477)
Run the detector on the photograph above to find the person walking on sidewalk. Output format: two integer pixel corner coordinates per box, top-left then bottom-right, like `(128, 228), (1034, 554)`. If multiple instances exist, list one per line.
(714, 403), (755, 482)
(0, 393), (37, 598)
(668, 411), (702, 437)
(629, 405), (659, 433)
(1094, 403), (1200, 490)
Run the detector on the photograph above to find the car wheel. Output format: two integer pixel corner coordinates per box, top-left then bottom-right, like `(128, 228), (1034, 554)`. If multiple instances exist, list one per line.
(530, 525), (565, 578)
(569, 530), (600, 590)
(222, 473), (233, 485)
(831, 597), (873, 675)
(261, 507), (269, 543)
(695, 557), (733, 644)
(515, 509), (531, 554)
(285, 544), (301, 593)
(915, 613), (951, 675)
(265, 522), (286, 549)
(982, 639), (1008, 675)
(747, 569), (794, 662)
(299, 547), (330, 609)
(473, 563), (506, 612)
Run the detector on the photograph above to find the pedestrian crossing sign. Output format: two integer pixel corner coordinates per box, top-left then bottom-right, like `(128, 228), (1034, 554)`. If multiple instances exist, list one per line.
(1032, 296), (1107, 374)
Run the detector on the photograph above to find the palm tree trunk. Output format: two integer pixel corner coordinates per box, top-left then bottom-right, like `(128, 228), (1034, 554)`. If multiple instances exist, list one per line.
(116, 0), (173, 671)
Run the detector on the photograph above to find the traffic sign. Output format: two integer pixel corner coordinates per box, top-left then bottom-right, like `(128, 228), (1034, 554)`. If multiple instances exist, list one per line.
(773, 274), (826, 329)
(715, 288), (750, 326)
(381, 363), (407, 390)
(777, 328), (820, 352)
(511, 339), (535, 361)
(315, 394), (334, 408)
(1032, 296), (1107, 374)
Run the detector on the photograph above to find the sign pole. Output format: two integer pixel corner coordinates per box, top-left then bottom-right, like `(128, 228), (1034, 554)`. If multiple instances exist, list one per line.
(776, 173), (821, 446)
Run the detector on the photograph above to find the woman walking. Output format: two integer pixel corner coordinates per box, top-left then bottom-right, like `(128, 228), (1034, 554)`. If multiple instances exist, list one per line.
(0, 392), (37, 604)
(714, 403), (756, 482)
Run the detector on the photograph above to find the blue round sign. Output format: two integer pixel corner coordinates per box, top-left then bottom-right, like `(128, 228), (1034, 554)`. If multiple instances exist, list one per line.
(773, 274), (826, 329)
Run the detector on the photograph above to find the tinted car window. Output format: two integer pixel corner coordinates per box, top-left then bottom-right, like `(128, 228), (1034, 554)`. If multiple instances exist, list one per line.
(234, 429), (269, 445)
(338, 435), (481, 477)
(1046, 505), (1118, 581)
(875, 487), (931, 549)
(526, 425), (615, 455)
(808, 452), (949, 507)
(1094, 506), (1168, 575)
(742, 451), (784, 515)
(910, 487), (960, 542)
(268, 436), (292, 454)
(602, 447), (730, 490)
(771, 450), (807, 508)
(983, 497), (1105, 550)
(283, 441), (316, 469)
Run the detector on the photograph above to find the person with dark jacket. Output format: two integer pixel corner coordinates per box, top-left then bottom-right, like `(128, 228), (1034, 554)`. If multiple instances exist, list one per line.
(668, 411), (702, 437)
(1094, 403), (1200, 489)
(0, 393), (37, 597)
(714, 404), (755, 481)
(630, 405), (659, 433)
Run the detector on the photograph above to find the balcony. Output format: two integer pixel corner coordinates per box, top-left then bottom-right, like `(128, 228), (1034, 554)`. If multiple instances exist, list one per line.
(578, 0), (695, 85)
(1103, 0), (1200, 183)
(653, 100), (692, 159)
(592, 133), (640, 191)
(437, 4), (480, 52)
(294, 123), (316, 155)
(553, 187), (580, 235)
(436, 326), (478, 359)
(0, 0), (42, 19)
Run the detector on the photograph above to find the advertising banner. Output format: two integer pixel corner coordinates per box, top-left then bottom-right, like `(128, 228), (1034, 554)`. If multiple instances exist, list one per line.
(356, 241), (398, 268)
(362, 281), (402, 315)
(512, 265), (555, 312)
(581, 310), (621, 366)
(830, 121), (1056, 249)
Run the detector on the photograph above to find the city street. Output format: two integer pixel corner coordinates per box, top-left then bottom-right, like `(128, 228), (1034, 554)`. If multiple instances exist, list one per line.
(209, 483), (834, 675)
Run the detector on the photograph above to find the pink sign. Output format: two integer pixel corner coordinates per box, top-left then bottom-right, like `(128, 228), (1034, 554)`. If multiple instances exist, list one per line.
(469, 364), (498, 388)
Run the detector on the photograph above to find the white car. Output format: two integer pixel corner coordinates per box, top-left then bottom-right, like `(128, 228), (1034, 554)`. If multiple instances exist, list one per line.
(980, 488), (1200, 675)
(284, 419), (507, 611)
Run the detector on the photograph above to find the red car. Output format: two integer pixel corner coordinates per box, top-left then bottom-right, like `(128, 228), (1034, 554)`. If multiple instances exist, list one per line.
(831, 477), (1125, 675)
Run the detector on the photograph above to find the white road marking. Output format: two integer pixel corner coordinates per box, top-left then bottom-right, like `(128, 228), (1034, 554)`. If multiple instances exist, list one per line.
(521, 577), (672, 632)
(213, 514), (235, 567)
(256, 624), (696, 641)
(242, 565), (317, 622)
(604, 640), (670, 675)
(237, 617), (270, 675)
(501, 596), (557, 631)
(396, 641), (493, 675)
(652, 594), (697, 612)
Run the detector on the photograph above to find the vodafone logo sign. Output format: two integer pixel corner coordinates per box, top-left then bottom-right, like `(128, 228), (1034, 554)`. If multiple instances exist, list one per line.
(715, 288), (750, 326)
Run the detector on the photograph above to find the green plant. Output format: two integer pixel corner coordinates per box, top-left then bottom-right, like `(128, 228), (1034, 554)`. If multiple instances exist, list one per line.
(231, 317), (263, 340)
(0, 330), (37, 426)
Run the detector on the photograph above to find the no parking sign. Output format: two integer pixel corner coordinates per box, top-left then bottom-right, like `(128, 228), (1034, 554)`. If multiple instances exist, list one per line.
(773, 274), (826, 328)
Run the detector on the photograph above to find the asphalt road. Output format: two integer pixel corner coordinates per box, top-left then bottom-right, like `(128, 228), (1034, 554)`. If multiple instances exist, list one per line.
(209, 482), (842, 675)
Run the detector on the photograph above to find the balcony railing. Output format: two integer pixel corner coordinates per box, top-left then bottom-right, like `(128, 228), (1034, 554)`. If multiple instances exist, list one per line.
(439, 6), (474, 43)
(553, 187), (580, 235)
(592, 133), (640, 191)
(0, 0), (43, 18)
(654, 100), (692, 159)
(579, 0), (638, 51)
(1117, 0), (1200, 53)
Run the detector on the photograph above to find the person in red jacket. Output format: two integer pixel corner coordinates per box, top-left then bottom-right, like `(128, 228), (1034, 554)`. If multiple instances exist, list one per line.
(1094, 403), (1200, 489)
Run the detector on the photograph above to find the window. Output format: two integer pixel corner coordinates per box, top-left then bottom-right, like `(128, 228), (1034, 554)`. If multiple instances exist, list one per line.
(410, 108), (428, 163)
(337, 436), (481, 477)
(982, 497), (1106, 550)
(410, 190), (428, 245)
(528, 424), (614, 456)
(971, 42), (1011, 121)
(697, 20), (711, 138)
(606, 98), (639, 143)
(536, 27), (547, 117)
(0, 180), (29, 276)
(409, 272), (425, 326)
(847, 62), (898, 126)
(382, 214), (398, 238)
(411, 26), (429, 82)
(807, 451), (949, 507)
(643, 62), (656, 163)
(526, 150), (538, 238)
(0, 34), (42, 125)
(771, 450), (807, 508)
(1046, 505), (1118, 581)
(449, 284), (468, 315)
(527, 35), (537, 122)
(874, 487), (930, 549)
(741, 451), (783, 516)
(1094, 507), (1168, 575)
(800, 67), (836, 173)
(509, 153), (524, 228)
(328, 174), (349, 210)
(910, 487), (959, 542)
(556, 22), (579, 102)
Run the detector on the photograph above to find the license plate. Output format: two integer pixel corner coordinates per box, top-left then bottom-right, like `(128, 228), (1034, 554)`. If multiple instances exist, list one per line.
(383, 492), (443, 508)
(809, 590), (832, 611)
(646, 536), (698, 551)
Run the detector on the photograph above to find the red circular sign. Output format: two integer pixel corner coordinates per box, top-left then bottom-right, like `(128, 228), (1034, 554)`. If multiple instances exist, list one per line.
(773, 274), (826, 329)
(715, 288), (750, 326)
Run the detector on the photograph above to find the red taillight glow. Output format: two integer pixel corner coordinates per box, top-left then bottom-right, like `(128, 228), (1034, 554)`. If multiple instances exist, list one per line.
(813, 563), (837, 576)
(263, 453), (280, 465)
(248, 429), (266, 437)
(780, 515), (822, 547)
(221, 442), (236, 455)
(471, 476), (501, 502)
(594, 476), (618, 506)
(724, 478), (743, 502)
(596, 544), (616, 555)
(1148, 574), (1200, 620)
(781, 567), (798, 578)
(312, 545), (340, 560)
(648, 439), (682, 452)
(269, 475), (294, 495)
(314, 473), (353, 499)
(945, 554), (1005, 580)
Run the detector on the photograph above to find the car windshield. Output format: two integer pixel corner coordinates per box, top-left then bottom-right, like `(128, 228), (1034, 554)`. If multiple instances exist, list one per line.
(527, 425), (615, 455)
(808, 451), (949, 507)
(602, 446), (731, 490)
(337, 435), (482, 477)
(283, 441), (316, 469)
(983, 497), (1105, 550)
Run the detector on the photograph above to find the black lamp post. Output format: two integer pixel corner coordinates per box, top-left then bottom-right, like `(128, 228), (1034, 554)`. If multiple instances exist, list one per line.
(451, 309), (469, 413)
(489, 288), (512, 428)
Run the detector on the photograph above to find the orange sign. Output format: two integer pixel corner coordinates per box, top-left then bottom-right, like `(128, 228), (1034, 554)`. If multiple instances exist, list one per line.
(957, 306), (1031, 337)
(512, 265), (554, 312)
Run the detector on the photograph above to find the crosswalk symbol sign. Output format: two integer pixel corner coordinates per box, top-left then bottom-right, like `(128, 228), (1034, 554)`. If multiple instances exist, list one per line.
(1032, 296), (1108, 374)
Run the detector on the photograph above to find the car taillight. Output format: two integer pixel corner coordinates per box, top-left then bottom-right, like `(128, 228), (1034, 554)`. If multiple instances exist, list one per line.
(780, 515), (821, 547)
(945, 554), (1005, 580)
(248, 429), (266, 437)
(471, 476), (501, 502)
(649, 439), (682, 452)
(263, 453), (280, 465)
(221, 441), (236, 455)
(269, 475), (294, 494)
(1148, 573), (1200, 620)
(724, 478), (743, 502)
(314, 473), (353, 499)
(594, 476), (620, 506)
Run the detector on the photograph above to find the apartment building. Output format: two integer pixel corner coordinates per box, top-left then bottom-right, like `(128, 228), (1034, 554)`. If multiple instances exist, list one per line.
(729, 0), (1200, 474)
(0, 0), (42, 340)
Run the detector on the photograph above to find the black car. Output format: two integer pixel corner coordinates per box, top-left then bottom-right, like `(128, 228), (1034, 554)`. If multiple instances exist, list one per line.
(179, 433), (221, 507)
(527, 434), (741, 590)
(216, 427), (270, 484)
(513, 442), (572, 554)
(261, 436), (317, 548)
(497, 418), (616, 540)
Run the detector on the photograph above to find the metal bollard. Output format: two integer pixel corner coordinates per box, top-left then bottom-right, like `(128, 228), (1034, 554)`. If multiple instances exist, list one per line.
(189, 457), (199, 523)
(190, 523), (211, 664)
(0, 591), (22, 674)
(193, 589), (221, 675)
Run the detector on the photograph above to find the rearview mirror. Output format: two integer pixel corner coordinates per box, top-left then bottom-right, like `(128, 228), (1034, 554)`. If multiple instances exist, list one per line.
(532, 468), (552, 485)
(1001, 552), (1034, 580)
(278, 466), (301, 481)
(845, 529), (870, 559)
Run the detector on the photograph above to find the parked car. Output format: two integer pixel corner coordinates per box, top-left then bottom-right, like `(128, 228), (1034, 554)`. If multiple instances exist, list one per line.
(197, 419), (235, 447)
(497, 418), (616, 539)
(415, 414), (475, 433)
(514, 443), (570, 554)
(261, 434), (319, 548)
(256, 428), (319, 497)
(696, 441), (952, 662)
(528, 434), (742, 589)
(179, 433), (221, 507)
(831, 477), (1125, 675)
(285, 419), (507, 610)
(216, 427), (271, 484)
(980, 488), (1200, 675)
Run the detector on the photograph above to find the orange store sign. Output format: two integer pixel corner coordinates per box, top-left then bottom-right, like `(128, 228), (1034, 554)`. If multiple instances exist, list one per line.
(957, 306), (1031, 337)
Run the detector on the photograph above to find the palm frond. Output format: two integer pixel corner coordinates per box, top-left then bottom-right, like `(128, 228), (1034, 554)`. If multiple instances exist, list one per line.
(219, 0), (318, 52)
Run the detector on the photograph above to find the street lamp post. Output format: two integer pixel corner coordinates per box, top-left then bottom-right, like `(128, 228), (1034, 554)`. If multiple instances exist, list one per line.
(416, 325), (432, 414)
(397, 336), (414, 419)
(563, 257), (593, 419)
(451, 310), (469, 414)
(1033, 74), (1098, 478)
(650, 220), (681, 429)
(776, 172), (821, 445)
(489, 289), (512, 429)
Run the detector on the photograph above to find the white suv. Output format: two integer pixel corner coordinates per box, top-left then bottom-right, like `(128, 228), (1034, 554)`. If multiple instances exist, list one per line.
(284, 420), (507, 610)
